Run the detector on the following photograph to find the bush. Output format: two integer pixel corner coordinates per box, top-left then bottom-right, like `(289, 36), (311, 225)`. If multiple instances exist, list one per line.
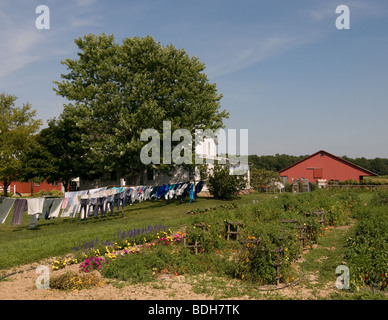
(34, 190), (64, 197)
(250, 168), (282, 192)
(50, 271), (104, 291)
(345, 191), (388, 291)
(205, 164), (247, 199)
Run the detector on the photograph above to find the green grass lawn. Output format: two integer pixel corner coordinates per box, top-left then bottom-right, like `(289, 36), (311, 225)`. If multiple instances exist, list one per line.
(0, 193), (273, 270)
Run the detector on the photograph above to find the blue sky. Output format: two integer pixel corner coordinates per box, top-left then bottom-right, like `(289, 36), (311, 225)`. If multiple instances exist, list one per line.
(0, 0), (387, 158)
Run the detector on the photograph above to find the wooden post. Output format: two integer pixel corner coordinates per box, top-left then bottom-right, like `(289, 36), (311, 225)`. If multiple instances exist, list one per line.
(270, 247), (284, 287)
(183, 235), (201, 255)
(297, 225), (308, 250)
(226, 221), (242, 241)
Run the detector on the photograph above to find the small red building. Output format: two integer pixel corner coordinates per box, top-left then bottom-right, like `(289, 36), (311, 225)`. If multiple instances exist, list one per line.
(278, 150), (377, 185)
(3, 181), (63, 196)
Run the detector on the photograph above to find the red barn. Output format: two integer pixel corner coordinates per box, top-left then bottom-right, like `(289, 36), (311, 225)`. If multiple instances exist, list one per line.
(278, 150), (377, 185)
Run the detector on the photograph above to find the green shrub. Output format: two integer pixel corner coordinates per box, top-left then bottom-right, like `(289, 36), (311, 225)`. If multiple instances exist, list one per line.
(345, 193), (388, 291)
(205, 164), (247, 199)
(50, 271), (104, 291)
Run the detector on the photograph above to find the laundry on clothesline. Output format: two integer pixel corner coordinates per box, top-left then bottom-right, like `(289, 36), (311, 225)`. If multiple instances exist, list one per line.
(0, 198), (15, 224)
(0, 180), (204, 226)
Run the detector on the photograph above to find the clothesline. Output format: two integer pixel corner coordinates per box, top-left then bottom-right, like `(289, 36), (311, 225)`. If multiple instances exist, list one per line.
(0, 181), (204, 227)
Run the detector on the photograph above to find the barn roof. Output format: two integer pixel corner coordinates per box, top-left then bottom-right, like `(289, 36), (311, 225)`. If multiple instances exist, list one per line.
(278, 150), (378, 176)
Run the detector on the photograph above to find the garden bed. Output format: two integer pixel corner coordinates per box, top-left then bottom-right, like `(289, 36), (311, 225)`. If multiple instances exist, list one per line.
(1, 189), (387, 300)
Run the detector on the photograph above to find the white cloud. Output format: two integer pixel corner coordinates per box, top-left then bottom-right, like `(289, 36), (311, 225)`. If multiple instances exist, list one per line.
(203, 31), (318, 79)
(0, 0), (105, 79)
(0, 19), (46, 78)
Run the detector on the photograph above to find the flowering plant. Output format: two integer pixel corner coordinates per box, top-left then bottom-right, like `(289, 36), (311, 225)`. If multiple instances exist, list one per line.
(172, 231), (186, 243)
(51, 257), (78, 271)
(79, 256), (107, 273)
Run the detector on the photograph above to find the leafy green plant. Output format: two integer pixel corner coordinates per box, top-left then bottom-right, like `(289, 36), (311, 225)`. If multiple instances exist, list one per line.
(345, 192), (388, 291)
(50, 271), (104, 291)
(205, 164), (247, 199)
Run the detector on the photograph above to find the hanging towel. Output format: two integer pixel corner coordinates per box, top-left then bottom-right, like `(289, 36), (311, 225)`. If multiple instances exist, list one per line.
(49, 199), (63, 218)
(11, 199), (27, 226)
(29, 199), (54, 227)
(61, 204), (75, 218)
(27, 198), (45, 227)
(41, 199), (55, 219)
(27, 198), (45, 215)
(61, 197), (69, 209)
(0, 198), (16, 224)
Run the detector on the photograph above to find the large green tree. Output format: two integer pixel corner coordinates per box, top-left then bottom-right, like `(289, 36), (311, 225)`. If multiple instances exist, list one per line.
(53, 34), (229, 183)
(0, 93), (42, 196)
(21, 116), (85, 192)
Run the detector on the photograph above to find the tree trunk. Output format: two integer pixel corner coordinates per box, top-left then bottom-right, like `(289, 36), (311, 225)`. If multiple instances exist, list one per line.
(62, 181), (69, 193)
(2, 181), (10, 197)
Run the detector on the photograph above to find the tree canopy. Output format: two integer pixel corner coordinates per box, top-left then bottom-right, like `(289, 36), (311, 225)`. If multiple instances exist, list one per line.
(0, 93), (42, 196)
(21, 116), (85, 192)
(53, 33), (229, 183)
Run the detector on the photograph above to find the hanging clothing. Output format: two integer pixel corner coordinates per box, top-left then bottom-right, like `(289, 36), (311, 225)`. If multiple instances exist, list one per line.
(11, 199), (27, 226)
(27, 198), (45, 216)
(194, 181), (204, 201)
(61, 197), (69, 210)
(180, 183), (191, 201)
(150, 186), (158, 199)
(0, 198), (16, 224)
(61, 204), (75, 218)
(87, 197), (97, 217)
(94, 197), (106, 216)
(79, 197), (90, 220)
(28, 198), (50, 227)
(165, 184), (176, 200)
(156, 184), (168, 199)
(175, 183), (188, 198)
(48, 199), (63, 218)
(104, 194), (115, 216)
(115, 190), (125, 210)
(143, 187), (153, 200)
(189, 184), (194, 203)
(41, 198), (54, 219)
